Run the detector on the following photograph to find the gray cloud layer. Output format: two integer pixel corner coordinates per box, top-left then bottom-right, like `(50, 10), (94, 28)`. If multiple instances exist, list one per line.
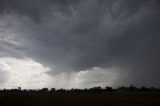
(0, 0), (160, 87)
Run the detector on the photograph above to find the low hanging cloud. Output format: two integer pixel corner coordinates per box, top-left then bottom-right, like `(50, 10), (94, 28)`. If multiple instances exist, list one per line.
(0, 0), (160, 88)
(47, 67), (121, 89)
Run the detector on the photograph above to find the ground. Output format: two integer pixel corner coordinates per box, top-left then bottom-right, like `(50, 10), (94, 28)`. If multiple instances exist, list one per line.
(0, 92), (160, 106)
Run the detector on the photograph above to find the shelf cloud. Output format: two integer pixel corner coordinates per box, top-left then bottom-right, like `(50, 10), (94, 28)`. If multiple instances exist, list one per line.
(0, 0), (160, 88)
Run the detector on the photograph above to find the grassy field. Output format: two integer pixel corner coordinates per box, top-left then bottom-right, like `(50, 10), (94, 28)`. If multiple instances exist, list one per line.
(0, 92), (160, 106)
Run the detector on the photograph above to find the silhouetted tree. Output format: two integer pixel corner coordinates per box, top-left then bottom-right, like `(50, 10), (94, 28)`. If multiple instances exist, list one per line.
(40, 88), (48, 93)
(128, 85), (138, 92)
(139, 86), (149, 92)
(90, 86), (103, 93)
(105, 86), (113, 92)
(51, 88), (56, 92)
(18, 87), (21, 90)
(57, 89), (66, 92)
(117, 86), (128, 92)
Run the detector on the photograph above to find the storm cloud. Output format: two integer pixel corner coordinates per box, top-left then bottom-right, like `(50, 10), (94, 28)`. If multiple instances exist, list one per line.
(0, 0), (160, 88)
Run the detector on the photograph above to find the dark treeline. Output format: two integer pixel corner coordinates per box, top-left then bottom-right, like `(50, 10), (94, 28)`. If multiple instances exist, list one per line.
(1, 85), (160, 94)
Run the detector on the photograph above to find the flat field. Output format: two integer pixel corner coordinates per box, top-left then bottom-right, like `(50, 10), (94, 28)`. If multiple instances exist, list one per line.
(0, 92), (160, 106)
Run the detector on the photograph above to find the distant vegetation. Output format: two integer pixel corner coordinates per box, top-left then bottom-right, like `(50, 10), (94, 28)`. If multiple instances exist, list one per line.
(1, 85), (160, 93)
(0, 85), (160, 106)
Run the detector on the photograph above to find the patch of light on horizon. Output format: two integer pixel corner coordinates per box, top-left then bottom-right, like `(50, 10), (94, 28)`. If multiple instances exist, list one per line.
(0, 57), (51, 89)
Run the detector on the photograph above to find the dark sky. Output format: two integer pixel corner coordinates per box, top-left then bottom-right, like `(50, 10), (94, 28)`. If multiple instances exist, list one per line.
(0, 0), (160, 89)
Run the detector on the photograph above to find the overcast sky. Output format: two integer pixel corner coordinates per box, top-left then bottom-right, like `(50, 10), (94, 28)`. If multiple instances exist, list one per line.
(0, 0), (160, 89)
